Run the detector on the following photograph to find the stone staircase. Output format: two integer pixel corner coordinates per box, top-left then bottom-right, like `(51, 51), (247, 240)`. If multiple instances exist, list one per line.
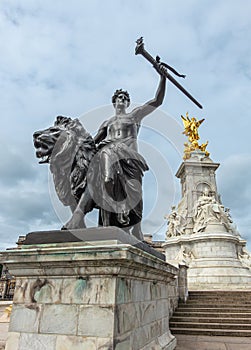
(170, 290), (251, 336)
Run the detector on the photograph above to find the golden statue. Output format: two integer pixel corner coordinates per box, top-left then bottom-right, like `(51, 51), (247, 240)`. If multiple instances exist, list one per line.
(181, 112), (210, 160)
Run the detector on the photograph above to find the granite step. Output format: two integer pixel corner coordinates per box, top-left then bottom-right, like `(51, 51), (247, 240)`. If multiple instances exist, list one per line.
(188, 294), (251, 299)
(187, 297), (251, 301)
(170, 321), (251, 330)
(171, 316), (251, 324)
(182, 295), (251, 300)
(187, 297), (251, 300)
(189, 290), (251, 292)
(170, 291), (251, 337)
(178, 304), (251, 309)
(177, 306), (251, 311)
(173, 311), (251, 318)
(188, 293), (251, 296)
(183, 298), (251, 302)
(171, 327), (251, 337)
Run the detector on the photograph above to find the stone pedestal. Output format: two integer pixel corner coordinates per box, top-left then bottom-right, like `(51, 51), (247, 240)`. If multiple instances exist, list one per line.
(0, 228), (178, 350)
(164, 232), (251, 290)
(164, 151), (251, 290)
(175, 152), (220, 235)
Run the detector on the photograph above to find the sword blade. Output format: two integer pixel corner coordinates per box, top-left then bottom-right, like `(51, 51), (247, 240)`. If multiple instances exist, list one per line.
(135, 38), (203, 109)
(166, 72), (203, 109)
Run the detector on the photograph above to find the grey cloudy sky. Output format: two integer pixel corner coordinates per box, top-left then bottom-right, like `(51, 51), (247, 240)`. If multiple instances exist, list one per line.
(0, 0), (251, 250)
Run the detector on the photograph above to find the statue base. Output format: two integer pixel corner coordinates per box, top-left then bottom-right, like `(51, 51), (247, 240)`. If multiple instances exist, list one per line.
(1, 228), (178, 350)
(164, 232), (251, 290)
(22, 226), (165, 261)
(163, 155), (251, 290)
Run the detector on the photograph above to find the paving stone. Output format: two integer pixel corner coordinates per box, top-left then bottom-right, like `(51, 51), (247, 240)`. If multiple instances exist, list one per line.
(176, 341), (227, 350)
(226, 345), (251, 350)
(0, 323), (9, 341)
(175, 334), (251, 350)
(5, 332), (20, 350)
(203, 336), (251, 343)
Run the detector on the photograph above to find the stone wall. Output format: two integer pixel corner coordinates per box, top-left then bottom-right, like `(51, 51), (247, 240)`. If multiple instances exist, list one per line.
(115, 277), (177, 349)
(1, 240), (179, 350)
(8, 276), (117, 349)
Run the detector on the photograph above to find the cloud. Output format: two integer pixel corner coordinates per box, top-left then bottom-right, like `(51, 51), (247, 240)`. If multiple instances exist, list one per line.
(218, 154), (251, 214)
(0, 144), (37, 186)
(218, 154), (251, 249)
(0, 142), (61, 249)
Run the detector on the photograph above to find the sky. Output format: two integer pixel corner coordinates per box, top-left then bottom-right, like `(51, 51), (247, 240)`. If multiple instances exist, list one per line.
(0, 0), (251, 251)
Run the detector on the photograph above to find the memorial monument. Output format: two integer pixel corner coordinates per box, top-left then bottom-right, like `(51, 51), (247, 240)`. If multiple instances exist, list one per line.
(0, 38), (205, 350)
(164, 114), (251, 290)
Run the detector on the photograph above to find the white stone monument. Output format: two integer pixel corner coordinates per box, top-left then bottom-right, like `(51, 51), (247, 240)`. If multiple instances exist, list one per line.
(163, 114), (251, 290)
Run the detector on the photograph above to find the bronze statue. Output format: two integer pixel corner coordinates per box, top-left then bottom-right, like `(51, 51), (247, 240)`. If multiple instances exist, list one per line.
(33, 65), (166, 240)
(89, 72), (166, 239)
(33, 116), (97, 227)
(33, 38), (203, 239)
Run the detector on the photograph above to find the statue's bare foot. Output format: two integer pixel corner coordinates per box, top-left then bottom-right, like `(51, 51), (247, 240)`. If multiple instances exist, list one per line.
(61, 210), (86, 230)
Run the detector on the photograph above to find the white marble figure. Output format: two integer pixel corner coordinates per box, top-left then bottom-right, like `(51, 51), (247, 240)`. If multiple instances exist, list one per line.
(193, 189), (234, 233)
(174, 245), (195, 264)
(225, 208), (240, 236)
(238, 247), (251, 269)
(165, 206), (185, 238)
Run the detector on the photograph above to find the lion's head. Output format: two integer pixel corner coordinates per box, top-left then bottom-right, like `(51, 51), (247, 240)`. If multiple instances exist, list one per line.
(33, 116), (96, 206)
(33, 116), (72, 164)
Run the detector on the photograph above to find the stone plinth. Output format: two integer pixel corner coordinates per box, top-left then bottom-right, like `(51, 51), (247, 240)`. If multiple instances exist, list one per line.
(163, 151), (251, 290)
(175, 153), (220, 234)
(164, 232), (251, 290)
(0, 229), (178, 350)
